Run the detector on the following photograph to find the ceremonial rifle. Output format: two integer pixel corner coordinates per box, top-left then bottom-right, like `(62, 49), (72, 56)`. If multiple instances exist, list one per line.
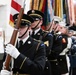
(3, 1), (26, 71)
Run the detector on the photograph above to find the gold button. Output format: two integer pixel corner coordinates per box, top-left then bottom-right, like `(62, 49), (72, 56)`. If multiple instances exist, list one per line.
(46, 67), (48, 69)
(60, 59), (62, 61)
(56, 63), (58, 65)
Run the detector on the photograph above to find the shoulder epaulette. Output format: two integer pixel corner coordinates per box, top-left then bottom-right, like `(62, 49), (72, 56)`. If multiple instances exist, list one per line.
(33, 39), (41, 43)
(42, 30), (50, 38)
(43, 30), (49, 33)
(33, 39), (42, 51)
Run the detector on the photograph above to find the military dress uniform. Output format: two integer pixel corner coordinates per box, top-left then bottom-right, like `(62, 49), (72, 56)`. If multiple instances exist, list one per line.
(69, 38), (76, 75)
(48, 34), (69, 75)
(12, 37), (46, 75)
(13, 14), (46, 75)
(27, 10), (53, 75)
(1, 14), (46, 75)
(31, 29), (53, 56)
(31, 29), (53, 75)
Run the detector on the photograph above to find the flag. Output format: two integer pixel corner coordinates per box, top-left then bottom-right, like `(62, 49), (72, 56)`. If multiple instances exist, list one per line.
(63, 0), (69, 23)
(67, 0), (75, 24)
(54, 0), (63, 18)
(48, 0), (54, 22)
(51, 0), (55, 10)
(43, 0), (54, 26)
(30, 0), (44, 11)
(9, 0), (24, 26)
(42, 0), (48, 26)
(65, 0), (71, 24)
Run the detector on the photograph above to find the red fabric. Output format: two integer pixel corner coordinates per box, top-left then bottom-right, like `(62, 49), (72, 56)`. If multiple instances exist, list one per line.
(11, 0), (21, 11)
(41, 25), (46, 30)
(41, 0), (46, 13)
(10, 0), (22, 25)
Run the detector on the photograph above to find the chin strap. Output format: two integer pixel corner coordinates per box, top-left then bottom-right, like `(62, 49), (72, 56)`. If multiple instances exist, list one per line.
(32, 20), (41, 30)
(18, 27), (29, 38)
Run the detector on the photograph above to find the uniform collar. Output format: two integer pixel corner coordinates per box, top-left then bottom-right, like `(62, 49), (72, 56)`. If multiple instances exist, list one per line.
(34, 28), (40, 34)
(18, 35), (29, 44)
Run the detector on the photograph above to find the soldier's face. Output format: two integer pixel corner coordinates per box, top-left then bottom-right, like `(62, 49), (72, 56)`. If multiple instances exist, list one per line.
(18, 26), (28, 37)
(31, 20), (41, 29)
(31, 20), (39, 27)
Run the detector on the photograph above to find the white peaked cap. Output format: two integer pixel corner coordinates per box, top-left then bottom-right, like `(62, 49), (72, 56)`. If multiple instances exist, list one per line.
(52, 16), (62, 22)
(59, 21), (66, 27)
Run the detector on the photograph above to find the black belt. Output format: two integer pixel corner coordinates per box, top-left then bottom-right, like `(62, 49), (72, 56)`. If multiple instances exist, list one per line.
(13, 74), (30, 75)
(13, 72), (30, 75)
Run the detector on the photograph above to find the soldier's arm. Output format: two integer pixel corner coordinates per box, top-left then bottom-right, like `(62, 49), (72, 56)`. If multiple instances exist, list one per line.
(15, 42), (46, 75)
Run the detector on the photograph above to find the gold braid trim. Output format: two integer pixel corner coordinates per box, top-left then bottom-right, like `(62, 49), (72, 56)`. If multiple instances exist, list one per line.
(20, 57), (27, 69)
(15, 19), (31, 24)
(29, 14), (42, 18)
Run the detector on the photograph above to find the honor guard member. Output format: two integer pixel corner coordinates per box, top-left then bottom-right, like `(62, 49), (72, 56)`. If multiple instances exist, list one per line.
(68, 37), (76, 75)
(48, 16), (62, 35)
(67, 28), (76, 75)
(49, 21), (71, 75)
(1, 13), (46, 75)
(27, 10), (53, 75)
(52, 16), (62, 24)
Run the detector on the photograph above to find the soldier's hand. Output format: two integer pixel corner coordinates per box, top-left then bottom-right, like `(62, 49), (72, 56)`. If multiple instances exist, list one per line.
(5, 44), (20, 59)
(1, 70), (11, 75)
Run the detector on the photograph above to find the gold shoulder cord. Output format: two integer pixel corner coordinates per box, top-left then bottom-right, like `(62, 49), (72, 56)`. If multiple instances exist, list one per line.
(34, 39), (41, 51)
(36, 42), (40, 51)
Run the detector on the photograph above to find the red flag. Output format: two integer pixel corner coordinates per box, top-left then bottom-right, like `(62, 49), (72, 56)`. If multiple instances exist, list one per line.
(9, 0), (23, 26)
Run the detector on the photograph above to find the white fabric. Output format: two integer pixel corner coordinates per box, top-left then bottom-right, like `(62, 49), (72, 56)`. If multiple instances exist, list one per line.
(66, 55), (70, 74)
(73, 31), (76, 35)
(61, 73), (69, 75)
(18, 35), (29, 44)
(0, 70), (11, 75)
(52, 16), (62, 22)
(5, 44), (20, 59)
(34, 28), (40, 35)
(59, 21), (66, 27)
(67, 37), (72, 48)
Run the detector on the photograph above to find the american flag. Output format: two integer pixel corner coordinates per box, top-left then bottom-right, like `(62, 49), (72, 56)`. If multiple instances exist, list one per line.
(9, 0), (23, 26)
(9, 0), (30, 26)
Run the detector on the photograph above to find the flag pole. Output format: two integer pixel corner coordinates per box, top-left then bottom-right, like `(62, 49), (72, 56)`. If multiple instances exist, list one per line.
(2, 0), (26, 73)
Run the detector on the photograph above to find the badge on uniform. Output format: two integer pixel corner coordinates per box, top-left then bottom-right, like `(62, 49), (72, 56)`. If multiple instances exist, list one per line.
(62, 38), (66, 43)
(44, 41), (49, 46)
(28, 41), (31, 44)
(37, 33), (40, 35)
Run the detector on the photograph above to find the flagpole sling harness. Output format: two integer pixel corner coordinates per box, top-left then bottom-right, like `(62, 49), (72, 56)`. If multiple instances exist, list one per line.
(2, 0), (26, 75)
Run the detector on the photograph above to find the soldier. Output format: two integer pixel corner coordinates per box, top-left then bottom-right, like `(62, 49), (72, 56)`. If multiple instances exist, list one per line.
(27, 10), (53, 75)
(67, 29), (76, 75)
(68, 37), (76, 75)
(45, 16), (62, 32)
(48, 20), (71, 75)
(1, 13), (46, 75)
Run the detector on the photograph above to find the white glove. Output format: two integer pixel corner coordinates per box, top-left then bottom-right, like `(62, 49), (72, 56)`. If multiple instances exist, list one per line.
(5, 44), (20, 59)
(0, 70), (11, 75)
